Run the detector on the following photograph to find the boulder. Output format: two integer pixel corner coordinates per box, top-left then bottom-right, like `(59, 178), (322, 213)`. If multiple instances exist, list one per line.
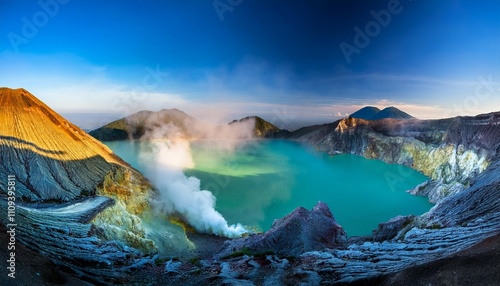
(372, 215), (415, 242)
(222, 201), (347, 257)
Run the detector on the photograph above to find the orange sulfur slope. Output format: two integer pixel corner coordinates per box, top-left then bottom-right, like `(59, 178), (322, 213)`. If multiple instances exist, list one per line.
(0, 87), (127, 166)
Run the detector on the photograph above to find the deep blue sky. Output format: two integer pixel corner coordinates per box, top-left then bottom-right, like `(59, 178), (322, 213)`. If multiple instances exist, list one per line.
(1, 0), (500, 129)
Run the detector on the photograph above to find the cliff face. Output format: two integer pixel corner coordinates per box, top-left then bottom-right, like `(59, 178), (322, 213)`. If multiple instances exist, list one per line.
(287, 114), (499, 203)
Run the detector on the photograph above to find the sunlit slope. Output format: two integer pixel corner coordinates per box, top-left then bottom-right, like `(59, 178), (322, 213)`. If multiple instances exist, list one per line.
(0, 87), (126, 164)
(0, 87), (135, 202)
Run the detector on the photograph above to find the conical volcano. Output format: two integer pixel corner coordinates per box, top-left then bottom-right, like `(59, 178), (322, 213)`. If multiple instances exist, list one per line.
(0, 87), (133, 202)
(0, 87), (164, 282)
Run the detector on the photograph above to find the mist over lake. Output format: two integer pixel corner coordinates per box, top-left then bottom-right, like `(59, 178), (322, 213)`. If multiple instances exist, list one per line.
(105, 139), (432, 236)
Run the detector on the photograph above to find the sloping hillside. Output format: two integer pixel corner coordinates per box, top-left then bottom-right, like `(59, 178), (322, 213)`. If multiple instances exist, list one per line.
(350, 106), (381, 120)
(350, 106), (415, 120)
(0, 87), (132, 201)
(89, 108), (197, 141)
(91, 111), (281, 141)
(229, 116), (281, 137)
(370, 106), (415, 120)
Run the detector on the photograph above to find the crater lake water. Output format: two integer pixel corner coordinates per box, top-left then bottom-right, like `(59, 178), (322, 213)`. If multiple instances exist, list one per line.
(105, 139), (432, 236)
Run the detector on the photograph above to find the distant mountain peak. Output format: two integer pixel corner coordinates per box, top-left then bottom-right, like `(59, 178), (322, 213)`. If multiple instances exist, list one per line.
(350, 106), (381, 120)
(90, 108), (197, 141)
(370, 106), (415, 120)
(230, 115), (281, 137)
(350, 106), (414, 120)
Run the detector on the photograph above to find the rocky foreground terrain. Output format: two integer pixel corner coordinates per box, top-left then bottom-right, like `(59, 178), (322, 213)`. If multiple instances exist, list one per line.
(0, 88), (173, 283)
(1, 87), (499, 285)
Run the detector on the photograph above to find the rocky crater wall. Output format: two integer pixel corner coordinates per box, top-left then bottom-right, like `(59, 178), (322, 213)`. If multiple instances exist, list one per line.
(288, 114), (500, 204)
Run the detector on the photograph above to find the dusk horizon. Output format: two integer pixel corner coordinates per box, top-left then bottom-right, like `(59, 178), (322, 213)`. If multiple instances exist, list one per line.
(2, 0), (500, 130)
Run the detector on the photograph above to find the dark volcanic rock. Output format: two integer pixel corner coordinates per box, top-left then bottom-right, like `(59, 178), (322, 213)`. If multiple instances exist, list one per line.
(372, 215), (415, 242)
(221, 202), (347, 257)
(344, 232), (500, 286)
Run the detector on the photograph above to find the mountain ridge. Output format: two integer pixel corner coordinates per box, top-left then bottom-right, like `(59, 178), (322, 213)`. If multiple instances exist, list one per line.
(90, 110), (281, 141)
(1, 87), (499, 285)
(349, 106), (381, 120)
(229, 115), (281, 137)
(350, 106), (415, 120)
(89, 108), (197, 141)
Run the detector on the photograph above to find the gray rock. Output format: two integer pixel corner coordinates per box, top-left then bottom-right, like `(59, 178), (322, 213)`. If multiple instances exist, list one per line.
(372, 215), (415, 242)
(222, 202), (347, 258)
(165, 259), (182, 273)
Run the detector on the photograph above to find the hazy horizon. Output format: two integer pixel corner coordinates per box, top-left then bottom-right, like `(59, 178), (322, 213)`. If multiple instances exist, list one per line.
(62, 104), (499, 132)
(2, 0), (500, 126)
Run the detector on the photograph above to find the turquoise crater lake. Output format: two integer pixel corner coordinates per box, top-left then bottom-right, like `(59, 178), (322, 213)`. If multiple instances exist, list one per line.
(105, 139), (432, 236)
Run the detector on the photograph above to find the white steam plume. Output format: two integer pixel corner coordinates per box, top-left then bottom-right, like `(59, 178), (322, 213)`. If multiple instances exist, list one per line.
(137, 116), (255, 238)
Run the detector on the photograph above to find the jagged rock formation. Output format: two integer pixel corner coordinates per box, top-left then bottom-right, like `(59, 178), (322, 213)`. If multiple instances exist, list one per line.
(127, 211), (499, 285)
(285, 114), (499, 203)
(372, 215), (415, 242)
(0, 197), (155, 283)
(254, 111), (500, 284)
(219, 202), (347, 258)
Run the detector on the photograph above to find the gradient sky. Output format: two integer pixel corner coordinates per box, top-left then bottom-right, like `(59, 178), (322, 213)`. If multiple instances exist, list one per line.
(1, 0), (500, 129)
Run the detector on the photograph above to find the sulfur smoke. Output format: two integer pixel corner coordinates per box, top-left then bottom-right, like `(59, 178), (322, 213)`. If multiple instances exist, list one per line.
(136, 115), (255, 238)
